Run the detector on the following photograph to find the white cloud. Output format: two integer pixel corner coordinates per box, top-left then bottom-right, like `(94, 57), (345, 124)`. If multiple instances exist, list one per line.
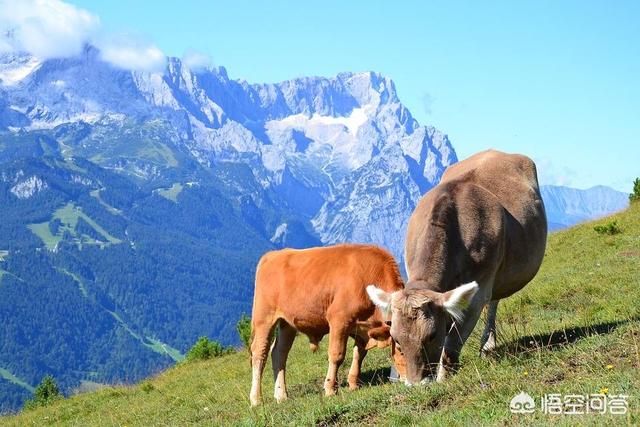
(0, 0), (167, 72)
(0, 0), (99, 58)
(99, 34), (166, 73)
(182, 49), (212, 71)
(535, 157), (578, 187)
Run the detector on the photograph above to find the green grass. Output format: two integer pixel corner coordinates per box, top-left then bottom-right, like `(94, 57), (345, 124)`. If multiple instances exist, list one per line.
(89, 189), (123, 216)
(139, 141), (178, 168)
(156, 183), (184, 203)
(145, 337), (185, 362)
(27, 222), (60, 251)
(83, 119), (181, 176)
(106, 311), (183, 363)
(0, 369), (34, 394)
(28, 202), (122, 250)
(3, 204), (640, 426)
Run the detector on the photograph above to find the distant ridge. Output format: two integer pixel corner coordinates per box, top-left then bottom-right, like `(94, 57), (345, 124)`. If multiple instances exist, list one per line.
(541, 185), (629, 230)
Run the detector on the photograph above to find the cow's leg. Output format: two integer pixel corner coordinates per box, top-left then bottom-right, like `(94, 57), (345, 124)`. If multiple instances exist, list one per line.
(480, 300), (498, 356)
(324, 322), (349, 396)
(271, 320), (297, 403)
(347, 337), (367, 391)
(249, 316), (276, 406)
(437, 287), (491, 382)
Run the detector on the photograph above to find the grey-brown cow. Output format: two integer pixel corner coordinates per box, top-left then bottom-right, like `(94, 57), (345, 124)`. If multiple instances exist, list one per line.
(367, 149), (547, 385)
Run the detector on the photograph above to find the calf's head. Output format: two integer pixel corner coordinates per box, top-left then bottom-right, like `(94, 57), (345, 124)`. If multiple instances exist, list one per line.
(366, 281), (478, 385)
(367, 323), (407, 381)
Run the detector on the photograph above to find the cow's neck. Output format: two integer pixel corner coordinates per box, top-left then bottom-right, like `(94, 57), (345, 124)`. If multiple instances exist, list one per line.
(408, 221), (464, 293)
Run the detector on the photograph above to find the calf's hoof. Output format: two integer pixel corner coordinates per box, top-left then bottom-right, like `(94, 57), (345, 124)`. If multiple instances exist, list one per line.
(324, 385), (337, 397)
(347, 376), (359, 391)
(274, 393), (288, 403)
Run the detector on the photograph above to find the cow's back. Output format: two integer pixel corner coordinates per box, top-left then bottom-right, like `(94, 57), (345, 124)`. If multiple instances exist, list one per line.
(442, 150), (543, 221)
(446, 150), (547, 296)
(253, 244), (403, 339)
(406, 150), (547, 299)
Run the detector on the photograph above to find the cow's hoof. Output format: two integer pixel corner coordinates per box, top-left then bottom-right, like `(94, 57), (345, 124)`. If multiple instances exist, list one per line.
(250, 397), (261, 407)
(274, 394), (288, 403)
(480, 349), (495, 358)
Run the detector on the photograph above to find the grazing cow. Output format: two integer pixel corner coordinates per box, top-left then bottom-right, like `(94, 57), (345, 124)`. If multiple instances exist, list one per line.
(249, 244), (406, 406)
(368, 150), (547, 385)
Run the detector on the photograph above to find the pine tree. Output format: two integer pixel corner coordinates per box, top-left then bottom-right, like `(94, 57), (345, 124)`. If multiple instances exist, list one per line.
(24, 375), (61, 410)
(630, 178), (640, 203)
(236, 314), (252, 349)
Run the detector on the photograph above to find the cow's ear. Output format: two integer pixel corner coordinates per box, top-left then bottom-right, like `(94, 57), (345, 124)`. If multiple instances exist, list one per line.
(368, 325), (391, 341)
(440, 281), (479, 323)
(366, 285), (393, 311)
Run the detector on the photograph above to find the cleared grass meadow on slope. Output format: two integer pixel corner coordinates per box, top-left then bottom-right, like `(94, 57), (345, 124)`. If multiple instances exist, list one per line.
(28, 202), (122, 250)
(2, 203), (639, 426)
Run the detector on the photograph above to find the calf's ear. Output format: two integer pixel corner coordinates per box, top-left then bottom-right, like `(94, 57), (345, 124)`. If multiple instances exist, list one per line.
(440, 281), (479, 323)
(366, 285), (393, 311)
(368, 325), (391, 341)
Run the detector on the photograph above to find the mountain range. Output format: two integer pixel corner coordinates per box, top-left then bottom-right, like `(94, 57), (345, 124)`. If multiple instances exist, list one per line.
(0, 46), (627, 412)
(540, 185), (628, 230)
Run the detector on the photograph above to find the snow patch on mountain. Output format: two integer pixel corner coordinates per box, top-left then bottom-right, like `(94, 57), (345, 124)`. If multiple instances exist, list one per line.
(275, 107), (370, 137)
(0, 55), (41, 86)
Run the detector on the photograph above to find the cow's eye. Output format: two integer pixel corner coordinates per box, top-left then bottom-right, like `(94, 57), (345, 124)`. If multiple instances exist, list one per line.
(385, 320), (392, 326)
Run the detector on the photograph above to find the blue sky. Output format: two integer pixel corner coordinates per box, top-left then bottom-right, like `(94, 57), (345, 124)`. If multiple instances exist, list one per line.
(57, 2), (640, 191)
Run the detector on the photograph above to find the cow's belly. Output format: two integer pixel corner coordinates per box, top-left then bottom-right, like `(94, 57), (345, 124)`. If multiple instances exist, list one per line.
(490, 280), (529, 300)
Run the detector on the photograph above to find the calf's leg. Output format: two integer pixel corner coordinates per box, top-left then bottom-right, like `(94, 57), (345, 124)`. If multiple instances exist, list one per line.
(480, 300), (498, 356)
(324, 323), (349, 396)
(347, 337), (368, 390)
(249, 316), (276, 406)
(271, 320), (297, 403)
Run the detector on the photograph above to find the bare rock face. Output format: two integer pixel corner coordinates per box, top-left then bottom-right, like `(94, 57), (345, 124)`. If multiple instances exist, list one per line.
(0, 47), (457, 261)
(10, 175), (48, 199)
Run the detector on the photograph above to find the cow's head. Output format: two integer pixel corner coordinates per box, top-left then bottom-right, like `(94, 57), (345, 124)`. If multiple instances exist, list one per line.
(366, 281), (478, 385)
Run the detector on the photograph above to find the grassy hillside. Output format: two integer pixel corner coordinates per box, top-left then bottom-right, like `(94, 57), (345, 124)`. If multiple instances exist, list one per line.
(2, 204), (639, 426)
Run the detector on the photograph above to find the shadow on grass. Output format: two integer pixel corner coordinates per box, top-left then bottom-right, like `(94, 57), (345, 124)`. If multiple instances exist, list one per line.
(497, 316), (639, 357)
(358, 366), (391, 387)
(286, 366), (392, 399)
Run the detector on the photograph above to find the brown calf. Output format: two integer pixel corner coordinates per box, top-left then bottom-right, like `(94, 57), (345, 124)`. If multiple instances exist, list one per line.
(249, 244), (405, 406)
